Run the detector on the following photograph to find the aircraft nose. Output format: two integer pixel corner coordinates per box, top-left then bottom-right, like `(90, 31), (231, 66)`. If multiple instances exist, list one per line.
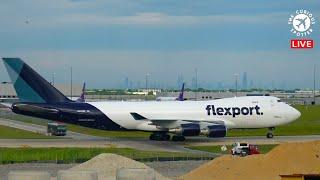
(288, 106), (301, 121)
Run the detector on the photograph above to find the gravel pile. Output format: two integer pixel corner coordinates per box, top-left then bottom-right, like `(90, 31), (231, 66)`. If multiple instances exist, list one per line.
(69, 153), (170, 180)
(146, 160), (208, 178)
(181, 141), (320, 180)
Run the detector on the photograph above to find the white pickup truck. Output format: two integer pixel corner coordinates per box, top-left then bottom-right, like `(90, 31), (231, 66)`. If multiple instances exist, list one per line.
(231, 142), (260, 156)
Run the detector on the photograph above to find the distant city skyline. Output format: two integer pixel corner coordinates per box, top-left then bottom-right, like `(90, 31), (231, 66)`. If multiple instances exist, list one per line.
(0, 1), (319, 89)
(113, 71), (316, 90)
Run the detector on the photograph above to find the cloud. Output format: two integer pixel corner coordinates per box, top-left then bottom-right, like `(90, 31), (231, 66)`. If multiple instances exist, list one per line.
(0, 49), (318, 89)
(0, 1), (318, 89)
(32, 12), (286, 27)
(0, 0), (318, 29)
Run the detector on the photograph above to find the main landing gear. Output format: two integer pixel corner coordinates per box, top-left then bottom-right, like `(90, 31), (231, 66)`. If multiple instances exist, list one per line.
(149, 132), (170, 141)
(171, 135), (185, 142)
(149, 132), (186, 141)
(266, 127), (275, 138)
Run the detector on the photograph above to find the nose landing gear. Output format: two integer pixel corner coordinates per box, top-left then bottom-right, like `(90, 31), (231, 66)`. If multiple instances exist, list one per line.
(266, 127), (275, 138)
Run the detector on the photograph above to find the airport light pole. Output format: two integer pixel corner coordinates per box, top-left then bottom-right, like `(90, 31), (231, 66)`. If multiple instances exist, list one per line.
(314, 65), (316, 104)
(195, 68), (198, 100)
(70, 67), (73, 99)
(146, 73), (150, 90)
(52, 72), (55, 86)
(234, 73), (239, 97)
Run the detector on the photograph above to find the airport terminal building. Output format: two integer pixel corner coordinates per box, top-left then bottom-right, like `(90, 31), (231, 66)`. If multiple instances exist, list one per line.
(1, 82), (319, 105)
(159, 91), (320, 105)
(0, 82), (82, 100)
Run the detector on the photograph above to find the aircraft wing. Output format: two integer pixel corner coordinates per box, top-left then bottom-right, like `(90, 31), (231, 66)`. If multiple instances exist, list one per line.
(130, 112), (230, 128)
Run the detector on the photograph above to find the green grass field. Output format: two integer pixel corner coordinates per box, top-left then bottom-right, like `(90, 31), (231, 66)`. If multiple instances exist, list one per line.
(0, 147), (212, 164)
(188, 144), (278, 154)
(0, 125), (53, 139)
(1, 105), (320, 138)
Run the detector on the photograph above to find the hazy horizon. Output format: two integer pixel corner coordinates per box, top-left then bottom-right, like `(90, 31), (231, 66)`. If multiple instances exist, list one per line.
(0, 1), (319, 89)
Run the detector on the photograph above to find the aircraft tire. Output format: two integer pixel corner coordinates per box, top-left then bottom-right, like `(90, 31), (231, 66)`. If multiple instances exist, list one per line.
(149, 134), (156, 140)
(172, 135), (185, 141)
(149, 133), (171, 141)
(164, 134), (171, 141)
(266, 132), (274, 138)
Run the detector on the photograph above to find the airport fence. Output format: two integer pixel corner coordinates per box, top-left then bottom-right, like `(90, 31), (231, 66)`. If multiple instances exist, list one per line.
(133, 156), (215, 162)
(0, 153), (215, 165)
(0, 145), (217, 165)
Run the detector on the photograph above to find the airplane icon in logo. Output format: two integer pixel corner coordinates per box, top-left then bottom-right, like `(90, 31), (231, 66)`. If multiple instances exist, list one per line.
(296, 17), (308, 29)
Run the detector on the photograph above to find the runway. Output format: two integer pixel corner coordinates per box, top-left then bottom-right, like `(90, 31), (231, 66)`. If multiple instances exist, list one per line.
(0, 117), (193, 152)
(0, 117), (319, 153)
(184, 135), (320, 146)
(0, 118), (104, 140)
(0, 135), (319, 153)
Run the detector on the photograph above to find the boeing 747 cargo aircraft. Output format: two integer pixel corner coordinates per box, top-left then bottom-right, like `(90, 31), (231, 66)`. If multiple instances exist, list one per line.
(2, 58), (301, 141)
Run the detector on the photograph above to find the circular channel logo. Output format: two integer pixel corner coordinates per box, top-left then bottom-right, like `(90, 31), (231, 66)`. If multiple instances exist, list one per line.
(288, 10), (316, 37)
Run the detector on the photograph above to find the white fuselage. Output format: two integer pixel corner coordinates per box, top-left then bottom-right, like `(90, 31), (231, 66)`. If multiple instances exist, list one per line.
(88, 96), (301, 132)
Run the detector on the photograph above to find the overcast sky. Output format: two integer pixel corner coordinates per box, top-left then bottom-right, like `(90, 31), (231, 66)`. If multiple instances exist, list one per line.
(0, 0), (319, 89)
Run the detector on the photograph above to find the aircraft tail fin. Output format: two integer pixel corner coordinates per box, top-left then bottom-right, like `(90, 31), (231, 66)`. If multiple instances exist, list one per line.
(177, 83), (185, 101)
(76, 82), (86, 102)
(2, 58), (72, 103)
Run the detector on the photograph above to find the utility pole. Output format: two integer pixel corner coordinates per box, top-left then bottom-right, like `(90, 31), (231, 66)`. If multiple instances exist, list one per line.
(235, 74), (239, 97)
(145, 73), (150, 90)
(70, 67), (73, 99)
(52, 72), (55, 86)
(314, 65), (316, 104)
(195, 68), (198, 100)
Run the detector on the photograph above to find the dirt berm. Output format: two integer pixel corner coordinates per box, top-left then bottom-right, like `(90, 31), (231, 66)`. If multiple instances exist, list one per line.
(69, 153), (170, 180)
(181, 141), (320, 180)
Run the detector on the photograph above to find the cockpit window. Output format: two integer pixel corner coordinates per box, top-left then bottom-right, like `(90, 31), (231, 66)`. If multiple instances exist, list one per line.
(277, 100), (282, 102)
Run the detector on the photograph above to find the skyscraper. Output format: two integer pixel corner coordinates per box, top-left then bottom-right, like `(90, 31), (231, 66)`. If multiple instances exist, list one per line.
(242, 72), (248, 90)
(124, 77), (129, 89)
(249, 80), (254, 89)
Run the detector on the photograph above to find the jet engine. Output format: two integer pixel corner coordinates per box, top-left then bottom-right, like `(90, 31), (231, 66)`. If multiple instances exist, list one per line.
(201, 125), (227, 138)
(169, 123), (200, 136)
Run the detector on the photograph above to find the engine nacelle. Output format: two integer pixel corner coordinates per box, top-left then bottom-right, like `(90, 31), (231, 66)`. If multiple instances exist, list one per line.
(169, 123), (200, 136)
(201, 125), (227, 138)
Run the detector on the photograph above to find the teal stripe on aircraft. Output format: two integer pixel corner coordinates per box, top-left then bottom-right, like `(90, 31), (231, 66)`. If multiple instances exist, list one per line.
(13, 74), (45, 103)
(3, 58), (45, 103)
(3, 58), (23, 84)
(3, 58), (24, 74)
